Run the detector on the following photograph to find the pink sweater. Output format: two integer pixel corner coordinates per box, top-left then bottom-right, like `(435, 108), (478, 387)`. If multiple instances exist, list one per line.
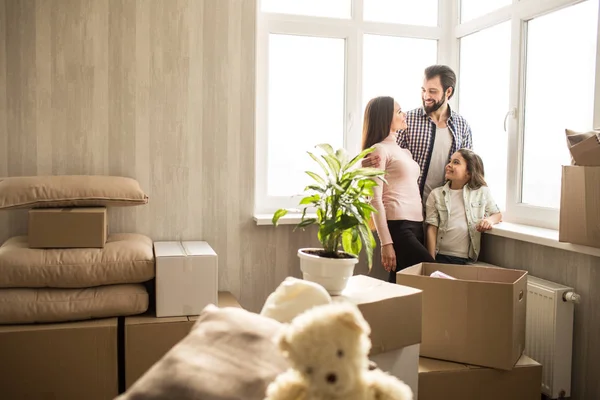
(371, 133), (423, 246)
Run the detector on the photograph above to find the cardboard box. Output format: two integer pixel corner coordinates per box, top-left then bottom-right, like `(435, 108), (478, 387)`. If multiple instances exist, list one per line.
(28, 207), (107, 248)
(127, 292), (243, 388)
(371, 343), (420, 399)
(397, 263), (527, 370)
(559, 166), (600, 248)
(418, 355), (542, 400)
(0, 318), (118, 399)
(332, 274), (422, 355)
(154, 241), (218, 317)
(565, 128), (600, 166)
(125, 314), (196, 389)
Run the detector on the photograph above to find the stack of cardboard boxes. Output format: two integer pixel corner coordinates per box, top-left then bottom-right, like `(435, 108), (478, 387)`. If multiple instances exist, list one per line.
(123, 240), (220, 389)
(560, 128), (600, 248)
(332, 266), (542, 400)
(397, 262), (542, 400)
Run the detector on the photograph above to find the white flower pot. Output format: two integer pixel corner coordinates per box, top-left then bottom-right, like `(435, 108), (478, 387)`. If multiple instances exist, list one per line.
(297, 248), (358, 295)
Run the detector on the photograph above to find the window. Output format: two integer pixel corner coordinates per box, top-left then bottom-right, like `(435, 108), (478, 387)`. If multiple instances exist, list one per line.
(521, 1), (599, 209)
(257, 0), (600, 231)
(267, 35), (346, 197)
(256, 0), (441, 214)
(459, 22), (511, 211)
(363, 35), (438, 112)
(460, 0), (511, 23)
(456, 0), (600, 230)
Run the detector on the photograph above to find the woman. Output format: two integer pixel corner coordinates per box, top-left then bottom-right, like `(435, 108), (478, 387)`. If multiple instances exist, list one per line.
(362, 96), (435, 283)
(425, 148), (502, 264)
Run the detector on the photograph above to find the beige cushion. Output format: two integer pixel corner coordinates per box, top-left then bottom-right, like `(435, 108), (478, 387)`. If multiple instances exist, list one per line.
(0, 175), (148, 209)
(0, 233), (155, 288)
(0, 284), (148, 324)
(118, 305), (288, 400)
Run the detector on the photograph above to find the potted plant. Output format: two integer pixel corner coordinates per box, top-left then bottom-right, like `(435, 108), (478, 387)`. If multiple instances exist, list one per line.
(272, 144), (385, 295)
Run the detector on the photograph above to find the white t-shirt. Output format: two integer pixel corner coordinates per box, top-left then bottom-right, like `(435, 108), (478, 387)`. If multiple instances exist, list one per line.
(437, 188), (470, 258)
(423, 126), (452, 203)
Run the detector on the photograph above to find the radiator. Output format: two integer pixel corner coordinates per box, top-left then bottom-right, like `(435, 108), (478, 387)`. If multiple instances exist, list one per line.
(525, 275), (580, 399)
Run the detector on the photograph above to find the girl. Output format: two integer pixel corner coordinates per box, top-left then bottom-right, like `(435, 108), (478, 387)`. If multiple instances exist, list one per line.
(362, 96), (435, 283)
(425, 148), (502, 264)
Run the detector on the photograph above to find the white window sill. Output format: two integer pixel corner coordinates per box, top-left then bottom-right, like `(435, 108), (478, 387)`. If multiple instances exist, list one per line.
(253, 214), (600, 258)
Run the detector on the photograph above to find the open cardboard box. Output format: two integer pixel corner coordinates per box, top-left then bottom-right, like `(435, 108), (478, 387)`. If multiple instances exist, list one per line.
(565, 128), (600, 166)
(396, 263), (527, 370)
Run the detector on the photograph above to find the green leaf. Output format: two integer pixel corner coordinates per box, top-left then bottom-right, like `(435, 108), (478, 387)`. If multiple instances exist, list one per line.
(294, 218), (317, 231)
(308, 151), (330, 178)
(272, 209), (288, 226)
(316, 143), (335, 156)
(299, 194), (320, 205)
(342, 228), (361, 256)
(347, 167), (386, 179)
(323, 154), (341, 177)
(336, 214), (359, 231)
(305, 171), (326, 186)
(358, 224), (377, 271)
(335, 148), (348, 166)
(344, 147), (376, 172)
(319, 219), (337, 241)
(304, 184), (325, 193)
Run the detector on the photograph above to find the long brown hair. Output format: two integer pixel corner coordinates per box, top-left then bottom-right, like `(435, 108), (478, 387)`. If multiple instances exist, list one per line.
(456, 148), (487, 189)
(362, 96), (394, 232)
(362, 96), (394, 150)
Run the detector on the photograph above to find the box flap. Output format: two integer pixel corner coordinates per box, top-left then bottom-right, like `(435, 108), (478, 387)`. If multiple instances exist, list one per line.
(401, 262), (527, 284)
(182, 241), (217, 256)
(154, 241), (186, 257)
(339, 274), (422, 303)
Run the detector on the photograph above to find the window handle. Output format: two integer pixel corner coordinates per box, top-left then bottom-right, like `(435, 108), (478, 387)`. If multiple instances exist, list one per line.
(503, 108), (516, 132)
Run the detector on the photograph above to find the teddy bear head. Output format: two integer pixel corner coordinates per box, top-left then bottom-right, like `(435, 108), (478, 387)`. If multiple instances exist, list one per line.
(278, 302), (372, 397)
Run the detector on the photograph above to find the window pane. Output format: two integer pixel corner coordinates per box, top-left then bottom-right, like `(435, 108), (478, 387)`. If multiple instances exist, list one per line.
(267, 34), (345, 197)
(364, 0), (438, 26)
(363, 35), (437, 114)
(459, 22), (511, 211)
(461, 0), (511, 22)
(261, 0), (351, 19)
(522, 0), (599, 209)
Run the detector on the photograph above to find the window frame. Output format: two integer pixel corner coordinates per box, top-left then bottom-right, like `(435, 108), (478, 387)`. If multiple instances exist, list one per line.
(254, 0), (448, 215)
(255, 0), (600, 231)
(455, 0), (600, 230)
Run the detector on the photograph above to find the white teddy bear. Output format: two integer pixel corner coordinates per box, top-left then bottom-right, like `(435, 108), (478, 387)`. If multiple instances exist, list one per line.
(264, 302), (413, 400)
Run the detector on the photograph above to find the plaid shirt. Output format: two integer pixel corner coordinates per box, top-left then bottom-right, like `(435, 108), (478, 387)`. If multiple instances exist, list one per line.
(397, 105), (473, 194)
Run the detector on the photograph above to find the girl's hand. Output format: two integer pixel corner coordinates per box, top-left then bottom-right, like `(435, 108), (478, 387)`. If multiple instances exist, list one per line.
(476, 218), (493, 232)
(381, 244), (396, 272)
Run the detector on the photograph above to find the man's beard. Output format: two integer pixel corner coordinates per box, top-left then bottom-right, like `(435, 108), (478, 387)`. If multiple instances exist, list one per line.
(423, 97), (446, 114)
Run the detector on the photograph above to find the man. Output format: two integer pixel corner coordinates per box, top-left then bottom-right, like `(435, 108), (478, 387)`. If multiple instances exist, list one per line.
(364, 65), (473, 204)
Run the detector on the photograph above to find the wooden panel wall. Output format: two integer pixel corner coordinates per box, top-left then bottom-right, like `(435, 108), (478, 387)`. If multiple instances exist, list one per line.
(480, 234), (600, 400)
(0, 0), (324, 313)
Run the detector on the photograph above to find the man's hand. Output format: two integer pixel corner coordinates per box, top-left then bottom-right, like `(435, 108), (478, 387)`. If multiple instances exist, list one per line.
(362, 154), (381, 168)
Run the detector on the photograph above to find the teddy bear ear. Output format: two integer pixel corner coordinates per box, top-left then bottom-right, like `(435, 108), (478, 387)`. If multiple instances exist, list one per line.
(336, 308), (370, 335)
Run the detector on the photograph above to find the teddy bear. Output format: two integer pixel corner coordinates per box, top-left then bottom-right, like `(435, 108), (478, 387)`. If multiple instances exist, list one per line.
(264, 301), (413, 400)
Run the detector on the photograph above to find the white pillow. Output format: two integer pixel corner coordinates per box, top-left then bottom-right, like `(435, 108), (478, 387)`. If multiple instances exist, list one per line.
(260, 277), (331, 323)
